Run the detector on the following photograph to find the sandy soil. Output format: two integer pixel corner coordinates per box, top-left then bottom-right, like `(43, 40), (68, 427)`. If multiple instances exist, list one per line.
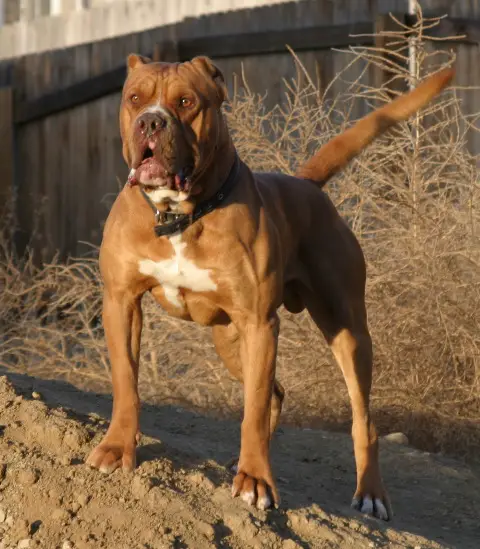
(0, 371), (478, 549)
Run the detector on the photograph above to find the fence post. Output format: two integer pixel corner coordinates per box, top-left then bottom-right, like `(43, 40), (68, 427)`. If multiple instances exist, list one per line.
(0, 86), (14, 211)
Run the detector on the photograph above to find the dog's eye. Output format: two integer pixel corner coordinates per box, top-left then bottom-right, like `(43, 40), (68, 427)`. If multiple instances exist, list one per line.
(130, 94), (140, 104)
(179, 97), (194, 109)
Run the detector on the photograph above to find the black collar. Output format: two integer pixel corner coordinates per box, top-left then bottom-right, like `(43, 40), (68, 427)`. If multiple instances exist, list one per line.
(139, 154), (240, 237)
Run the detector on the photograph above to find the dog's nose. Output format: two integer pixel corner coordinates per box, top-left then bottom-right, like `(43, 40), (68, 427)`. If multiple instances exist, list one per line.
(137, 112), (167, 137)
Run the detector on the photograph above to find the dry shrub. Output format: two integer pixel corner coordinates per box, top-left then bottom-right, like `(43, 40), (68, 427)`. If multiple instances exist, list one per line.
(1, 9), (479, 460)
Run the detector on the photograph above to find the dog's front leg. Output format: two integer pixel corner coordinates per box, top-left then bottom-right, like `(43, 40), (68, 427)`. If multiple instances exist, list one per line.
(86, 289), (142, 473)
(232, 314), (279, 510)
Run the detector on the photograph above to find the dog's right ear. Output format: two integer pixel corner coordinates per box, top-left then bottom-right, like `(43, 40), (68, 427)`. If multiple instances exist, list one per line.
(127, 54), (152, 73)
(191, 56), (227, 106)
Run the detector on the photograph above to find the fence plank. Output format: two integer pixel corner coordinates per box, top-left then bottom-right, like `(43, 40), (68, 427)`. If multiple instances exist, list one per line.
(179, 22), (374, 60)
(15, 64), (126, 125)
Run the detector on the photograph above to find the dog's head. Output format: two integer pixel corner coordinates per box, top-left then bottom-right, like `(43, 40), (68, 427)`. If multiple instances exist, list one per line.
(120, 55), (229, 205)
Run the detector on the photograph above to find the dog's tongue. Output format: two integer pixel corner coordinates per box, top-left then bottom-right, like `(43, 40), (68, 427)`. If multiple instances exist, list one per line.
(135, 157), (167, 184)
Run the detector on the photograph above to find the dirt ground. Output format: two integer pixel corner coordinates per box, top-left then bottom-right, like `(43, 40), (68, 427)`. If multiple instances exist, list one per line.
(0, 371), (478, 549)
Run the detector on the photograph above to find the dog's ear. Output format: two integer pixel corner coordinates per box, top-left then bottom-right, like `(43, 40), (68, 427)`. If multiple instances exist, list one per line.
(127, 54), (152, 73)
(191, 56), (227, 105)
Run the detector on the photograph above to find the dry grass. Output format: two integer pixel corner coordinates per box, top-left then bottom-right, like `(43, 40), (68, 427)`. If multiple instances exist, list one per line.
(1, 10), (479, 461)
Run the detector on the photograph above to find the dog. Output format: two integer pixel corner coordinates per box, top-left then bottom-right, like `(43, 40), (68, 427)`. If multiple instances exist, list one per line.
(86, 53), (453, 519)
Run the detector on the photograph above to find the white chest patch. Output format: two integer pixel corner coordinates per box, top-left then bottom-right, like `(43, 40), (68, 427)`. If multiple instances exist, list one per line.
(138, 234), (217, 308)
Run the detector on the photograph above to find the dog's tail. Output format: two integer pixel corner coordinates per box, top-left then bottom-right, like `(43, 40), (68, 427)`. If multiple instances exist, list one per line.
(297, 68), (454, 186)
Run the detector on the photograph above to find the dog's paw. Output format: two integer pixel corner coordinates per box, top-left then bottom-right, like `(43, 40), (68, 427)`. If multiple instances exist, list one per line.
(231, 471), (279, 511)
(86, 436), (136, 474)
(351, 493), (392, 521)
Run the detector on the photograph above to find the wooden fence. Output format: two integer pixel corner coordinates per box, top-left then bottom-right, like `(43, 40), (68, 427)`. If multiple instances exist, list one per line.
(0, 1), (297, 59)
(0, 0), (479, 261)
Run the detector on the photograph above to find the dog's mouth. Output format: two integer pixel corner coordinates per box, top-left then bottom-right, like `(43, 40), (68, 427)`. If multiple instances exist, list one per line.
(128, 144), (193, 196)
(142, 147), (154, 161)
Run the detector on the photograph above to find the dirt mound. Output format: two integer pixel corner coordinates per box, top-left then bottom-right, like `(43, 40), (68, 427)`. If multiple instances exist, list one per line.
(0, 373), (478, 549)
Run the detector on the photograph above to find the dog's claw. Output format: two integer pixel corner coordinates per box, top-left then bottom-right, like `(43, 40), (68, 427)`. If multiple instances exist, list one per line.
(351, 494), (391, 521)
(351, 496), (361, 509)
(86, 431), (137, 475)
(232, 470), (278, 510)
(99, 462), (119, 475)
(241, 491), (256, 506)
(374, 498), (389, 521)
(256, 494), (271, 510)
(360, 495), (374, 514)
(224, 457), (239, 474)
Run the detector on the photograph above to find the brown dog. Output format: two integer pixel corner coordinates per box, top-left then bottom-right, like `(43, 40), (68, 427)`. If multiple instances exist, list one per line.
(86, 54), (453, 519)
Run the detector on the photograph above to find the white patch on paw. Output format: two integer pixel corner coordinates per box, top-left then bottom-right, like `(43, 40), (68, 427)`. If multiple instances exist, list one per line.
(241, 491), (256, 506)
(351, 496), (361, 510)
(374, 498), (389, 520)
(360, 495), (374, 515)
(256, 495), (271, 510)
(139, 234), (217, 309)
(99, 463), (118, 475)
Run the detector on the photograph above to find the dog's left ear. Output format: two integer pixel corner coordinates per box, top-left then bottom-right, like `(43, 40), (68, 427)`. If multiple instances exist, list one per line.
(127, 54), (152, 73)
(191, 56), (227, 105)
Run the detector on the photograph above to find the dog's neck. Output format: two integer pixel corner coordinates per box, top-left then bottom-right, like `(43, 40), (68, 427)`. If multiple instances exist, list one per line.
(192, 139), (237, 202)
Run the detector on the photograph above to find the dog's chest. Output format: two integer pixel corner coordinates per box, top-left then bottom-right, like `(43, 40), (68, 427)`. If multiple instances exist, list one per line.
(138, 234), (217, 311)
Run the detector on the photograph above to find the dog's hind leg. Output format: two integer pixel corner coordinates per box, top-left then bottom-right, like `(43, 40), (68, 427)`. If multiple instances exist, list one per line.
(331, 322), (391, 521)
(305, 282), (392, 520)
(212, 323), (285, 439)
